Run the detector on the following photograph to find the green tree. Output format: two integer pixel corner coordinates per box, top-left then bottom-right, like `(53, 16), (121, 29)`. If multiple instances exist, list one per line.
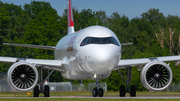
(141, 8), (167, 29)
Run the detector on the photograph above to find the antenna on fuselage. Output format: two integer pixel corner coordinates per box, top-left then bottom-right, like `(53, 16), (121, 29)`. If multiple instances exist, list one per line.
(96, 20), (98, 26)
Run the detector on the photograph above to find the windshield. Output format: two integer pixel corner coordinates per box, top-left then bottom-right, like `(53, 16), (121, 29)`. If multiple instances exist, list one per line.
(80, 37), (119, 46)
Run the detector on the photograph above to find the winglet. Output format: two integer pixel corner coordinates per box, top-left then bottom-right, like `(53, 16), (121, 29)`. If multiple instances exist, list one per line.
(67, 0), (75, 34)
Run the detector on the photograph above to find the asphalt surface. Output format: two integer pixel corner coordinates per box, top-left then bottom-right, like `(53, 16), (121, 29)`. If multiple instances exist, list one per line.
(1, 96), (180, 99)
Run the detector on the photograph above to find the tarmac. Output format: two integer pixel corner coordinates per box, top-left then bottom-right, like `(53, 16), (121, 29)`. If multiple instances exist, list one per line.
(1, 96), (180, 99)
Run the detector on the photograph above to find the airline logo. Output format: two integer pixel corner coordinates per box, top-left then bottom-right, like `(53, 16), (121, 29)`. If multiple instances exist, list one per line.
(67, 36), (77, 52)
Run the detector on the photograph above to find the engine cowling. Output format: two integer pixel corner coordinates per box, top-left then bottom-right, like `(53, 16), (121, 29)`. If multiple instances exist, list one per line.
(140, 61), (173, 91)
(7, 61), (38, 91)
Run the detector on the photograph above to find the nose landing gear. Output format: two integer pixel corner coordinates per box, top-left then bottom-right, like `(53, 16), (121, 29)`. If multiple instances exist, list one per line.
(92, 87), (104, 97)
(92, 79), (104, 97)
(92, 87), (98, 97)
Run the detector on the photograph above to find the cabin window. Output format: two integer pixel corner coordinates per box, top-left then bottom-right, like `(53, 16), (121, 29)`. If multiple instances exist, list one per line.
(80, 37), (119, 46)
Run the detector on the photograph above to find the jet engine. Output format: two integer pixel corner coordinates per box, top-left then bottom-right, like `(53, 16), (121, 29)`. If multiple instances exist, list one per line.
(7, 61), (38, 91)
(140, 61), (173, 91)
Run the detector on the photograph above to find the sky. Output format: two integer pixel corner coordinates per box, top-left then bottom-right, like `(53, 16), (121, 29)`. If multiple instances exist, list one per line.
(1, 0), (180, 20)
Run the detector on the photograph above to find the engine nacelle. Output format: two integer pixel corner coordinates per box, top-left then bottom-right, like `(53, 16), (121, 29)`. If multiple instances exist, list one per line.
(7, 62), (38, 91)
(140, 61), (173, 91)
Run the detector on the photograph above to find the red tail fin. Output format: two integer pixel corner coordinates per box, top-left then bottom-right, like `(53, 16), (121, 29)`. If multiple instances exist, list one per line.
(67, 0), (75, 34)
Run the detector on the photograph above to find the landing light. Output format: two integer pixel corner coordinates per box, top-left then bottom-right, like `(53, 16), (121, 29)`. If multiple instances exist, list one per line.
(94, 74), (97, 79)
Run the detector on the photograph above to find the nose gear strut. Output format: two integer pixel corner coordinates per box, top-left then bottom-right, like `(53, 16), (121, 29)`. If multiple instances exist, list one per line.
(92, 78), (104, 97)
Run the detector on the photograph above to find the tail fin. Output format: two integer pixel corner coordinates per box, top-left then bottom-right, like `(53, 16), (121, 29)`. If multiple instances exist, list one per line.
(67, 0), (75, 34)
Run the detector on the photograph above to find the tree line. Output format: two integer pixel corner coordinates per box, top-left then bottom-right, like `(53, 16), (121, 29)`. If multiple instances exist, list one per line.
(1, 1), (180, 91)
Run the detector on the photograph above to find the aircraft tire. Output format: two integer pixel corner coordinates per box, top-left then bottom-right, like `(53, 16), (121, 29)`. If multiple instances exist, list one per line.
(33, 85), (39, 97)
(44, 85), (50, 97)
(119, 85), (125, 97)
(98, 88), (104, 97)
(130, 85), (136, 97)
(92, 87), (98, 97)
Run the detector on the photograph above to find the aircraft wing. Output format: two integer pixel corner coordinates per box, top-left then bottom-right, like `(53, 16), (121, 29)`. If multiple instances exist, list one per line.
(121, 43), (133, 46)
(0, 57), (65, 72)
(116, 55), (180, 69)
(3, 43), (56, 50)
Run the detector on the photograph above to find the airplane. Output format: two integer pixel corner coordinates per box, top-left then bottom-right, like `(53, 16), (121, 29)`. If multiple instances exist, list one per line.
(0, 0), (179, 97)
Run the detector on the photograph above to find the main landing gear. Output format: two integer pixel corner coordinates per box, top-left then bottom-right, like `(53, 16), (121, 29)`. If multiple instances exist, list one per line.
(117, 67), (136, 97)
(33, 67), (54, 97)
(92, 80), (104, 97)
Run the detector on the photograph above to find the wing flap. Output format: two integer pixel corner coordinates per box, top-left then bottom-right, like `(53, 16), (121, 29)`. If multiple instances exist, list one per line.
(0, 57), (17, 63)
(25, 59), (65, 72)
(117, 55), (180, 69)
(0, 57), (65, 72)
(118, 58), (150, 67)
(3, 43), (55, 50)
(25, 59), (63, 67)
(157, 56), (180, 62)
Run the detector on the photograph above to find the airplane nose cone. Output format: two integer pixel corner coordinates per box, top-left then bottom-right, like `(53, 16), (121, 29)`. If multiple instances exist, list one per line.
(94, 50), (111, 68)
(78, 45), (120, 75)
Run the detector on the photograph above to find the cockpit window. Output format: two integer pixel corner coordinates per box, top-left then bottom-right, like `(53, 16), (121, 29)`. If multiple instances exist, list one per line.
(80, 37), (119, 46)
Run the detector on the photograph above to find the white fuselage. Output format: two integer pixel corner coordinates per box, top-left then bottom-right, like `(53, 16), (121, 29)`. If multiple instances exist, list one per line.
(55, 26), (121, 80)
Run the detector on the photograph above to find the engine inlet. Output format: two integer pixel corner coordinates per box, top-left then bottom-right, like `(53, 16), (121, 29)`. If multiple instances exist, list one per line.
(140, 61), (173, 91)
(7, 62), (38, 91)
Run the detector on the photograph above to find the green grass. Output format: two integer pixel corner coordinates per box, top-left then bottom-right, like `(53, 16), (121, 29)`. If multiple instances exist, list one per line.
(0, 98), (180, 101)
(0, 91), (180, 97)
(0, 91), (180, 101)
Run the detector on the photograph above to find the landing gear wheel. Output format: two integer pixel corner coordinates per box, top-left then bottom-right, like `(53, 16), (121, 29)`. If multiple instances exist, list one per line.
(119, 85), (125, 97)
(98, 88), (104, 97)
(92, 87), (98, 97)
(130, 85), (136, 97)
(44, 85), (50, 97)
(33, 85), (39, 97)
